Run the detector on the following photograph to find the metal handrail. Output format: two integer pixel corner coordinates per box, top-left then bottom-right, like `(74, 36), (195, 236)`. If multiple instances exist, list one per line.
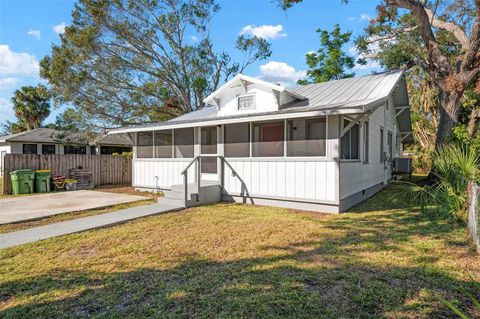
(180, 155), (224, 208)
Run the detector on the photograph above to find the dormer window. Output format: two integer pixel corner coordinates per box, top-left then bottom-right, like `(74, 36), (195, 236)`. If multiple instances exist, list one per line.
(238, 94), (255, 110)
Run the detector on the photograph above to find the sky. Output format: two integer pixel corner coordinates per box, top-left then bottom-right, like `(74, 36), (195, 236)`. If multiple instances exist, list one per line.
(0, 0), (382, 127)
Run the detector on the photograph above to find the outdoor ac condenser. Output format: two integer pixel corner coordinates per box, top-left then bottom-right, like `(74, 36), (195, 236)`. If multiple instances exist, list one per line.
(393, 158), (412, 174)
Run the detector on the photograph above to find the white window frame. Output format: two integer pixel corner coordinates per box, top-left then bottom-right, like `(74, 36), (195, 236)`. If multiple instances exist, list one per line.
(341, 117), (360, 161)
(237, 93), (256, 111)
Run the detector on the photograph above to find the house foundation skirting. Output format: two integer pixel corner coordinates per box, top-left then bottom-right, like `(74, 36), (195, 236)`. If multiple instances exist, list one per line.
(221, 194), (341, 214)
(339, 182), (384, 212)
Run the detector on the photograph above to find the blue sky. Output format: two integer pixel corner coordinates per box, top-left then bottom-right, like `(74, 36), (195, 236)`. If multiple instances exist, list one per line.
(0, 0), (382, 127)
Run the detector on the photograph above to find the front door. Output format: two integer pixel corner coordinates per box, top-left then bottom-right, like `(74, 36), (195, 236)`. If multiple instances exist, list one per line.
(200, 126), (218, 181)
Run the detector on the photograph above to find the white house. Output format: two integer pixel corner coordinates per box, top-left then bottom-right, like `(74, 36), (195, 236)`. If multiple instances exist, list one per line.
(109, 70), (413, 213)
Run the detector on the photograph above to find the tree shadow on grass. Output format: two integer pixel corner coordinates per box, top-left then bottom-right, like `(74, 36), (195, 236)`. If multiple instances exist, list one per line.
(1, 221), (478, 319)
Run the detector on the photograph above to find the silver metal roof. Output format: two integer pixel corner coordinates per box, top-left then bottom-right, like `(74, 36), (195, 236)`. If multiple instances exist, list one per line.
(109, 70), (412, 141)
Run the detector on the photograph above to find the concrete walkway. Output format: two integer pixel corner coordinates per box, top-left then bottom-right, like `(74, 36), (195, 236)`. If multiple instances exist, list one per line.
(0, 198), (184, 249)
(0, 190), (147, 224)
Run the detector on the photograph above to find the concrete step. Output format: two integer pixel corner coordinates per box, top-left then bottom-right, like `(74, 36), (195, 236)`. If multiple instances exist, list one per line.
(170, 181), (219, 193)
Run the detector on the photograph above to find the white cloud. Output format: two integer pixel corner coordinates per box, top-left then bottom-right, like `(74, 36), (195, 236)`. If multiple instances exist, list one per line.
(258, 61), (306, 85)
(189, 35), (200, 43)
(348, 45), (382, 72)
(0, 45), (39, 76)
(240, 24), (286, 40)
(305, 50), (315, 56)
(360, 14), (371, 21)
(348, 16), (357, 21)
(53, 22), (66, 35)
(27, 29), (41, 40)
(0, 77), (19, 89)
(0, 97), (14, 121)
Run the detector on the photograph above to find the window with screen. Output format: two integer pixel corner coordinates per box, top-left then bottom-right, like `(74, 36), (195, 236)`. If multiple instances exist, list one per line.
(64, 145), (86, 154)
(363, 122), (369, 163)
(42, 144), (55, 155)
(23, 144), (37, 154)
(154, 130), (172, 158)
(387, 131), (393, 160)
(341, 119), (359, 160)
(238, 94), (255, 110)
(252, 121), (284, 157)
(137, 131), (153, 158)
(287, 117), (326, 156)
(224, 123), (250, 157)
(174, 128), (194, 158)
(380, 127), (385, 163)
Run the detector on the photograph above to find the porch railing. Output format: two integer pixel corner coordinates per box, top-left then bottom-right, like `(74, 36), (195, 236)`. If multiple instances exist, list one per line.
(180, 155), (224, 207)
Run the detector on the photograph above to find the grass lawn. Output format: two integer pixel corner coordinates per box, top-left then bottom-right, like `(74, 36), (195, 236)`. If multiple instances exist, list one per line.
(1, 183), (479, 318)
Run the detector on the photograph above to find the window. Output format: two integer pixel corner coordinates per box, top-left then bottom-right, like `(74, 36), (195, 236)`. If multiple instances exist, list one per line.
(238, 94), (255, 110)
(22, 144), (37, 154)
(174, 128), (194, 158)
(387, 131), (393, 161)
(64, 145), (86, 154)
(42, 144), (55, 155)
(154, 130), (172, 158)
(136, 132), (153, 158)
(252, 121), (284, 157)
(224, 123), (250, 157)
(91, 147), (97, 155)
(363, 122), (369, 163)
(287, 117), (326, 157)
(341, 119), (359, 160)
(380, 127), (384, 163)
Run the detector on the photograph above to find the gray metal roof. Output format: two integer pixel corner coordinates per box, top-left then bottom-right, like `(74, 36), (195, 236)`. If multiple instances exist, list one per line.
(109, 70), (412, 140)
(287, 70), (404, 108)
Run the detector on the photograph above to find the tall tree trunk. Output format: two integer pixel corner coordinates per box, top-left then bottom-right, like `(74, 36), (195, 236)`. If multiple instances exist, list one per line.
(435, 90), (461, 146)
(467, 180), (480, 252)
(468, 108), (480, 138)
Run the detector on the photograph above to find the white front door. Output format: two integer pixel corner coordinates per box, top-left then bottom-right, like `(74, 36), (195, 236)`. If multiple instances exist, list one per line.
(200, 126), (218, 181)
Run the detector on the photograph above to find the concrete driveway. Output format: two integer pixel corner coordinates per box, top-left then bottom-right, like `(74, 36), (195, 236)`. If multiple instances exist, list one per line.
(0, 190), (147, 224)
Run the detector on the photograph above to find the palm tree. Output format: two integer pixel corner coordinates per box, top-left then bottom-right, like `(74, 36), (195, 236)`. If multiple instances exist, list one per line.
(11, 85), (51, 130)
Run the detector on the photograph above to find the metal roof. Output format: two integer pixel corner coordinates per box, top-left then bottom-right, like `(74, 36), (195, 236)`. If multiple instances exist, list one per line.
(109, 70), (411, 140)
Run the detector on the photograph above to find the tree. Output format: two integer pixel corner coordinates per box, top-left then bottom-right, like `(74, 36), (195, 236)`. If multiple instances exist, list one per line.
(10, 85), (51, 131)
(40, 0), (271, 130)
(281, 0), (480, 149)
(298, 24), (356, 84)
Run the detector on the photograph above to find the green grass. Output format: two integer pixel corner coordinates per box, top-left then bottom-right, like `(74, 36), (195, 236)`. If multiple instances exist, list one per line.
(0, 183), (479, 318)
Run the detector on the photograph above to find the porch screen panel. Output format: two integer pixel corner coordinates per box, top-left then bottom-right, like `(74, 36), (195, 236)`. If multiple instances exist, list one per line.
(224, 123), (249, 157)
(287, 117), (326, 156)
(252, 121), (284, 157)
(137, 131), (153, 158)
(154, 130), (172, 158)
(174, 128), (194, 158)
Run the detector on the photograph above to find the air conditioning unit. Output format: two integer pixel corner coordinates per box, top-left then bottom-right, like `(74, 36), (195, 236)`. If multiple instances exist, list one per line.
(393, 157), (412, 174)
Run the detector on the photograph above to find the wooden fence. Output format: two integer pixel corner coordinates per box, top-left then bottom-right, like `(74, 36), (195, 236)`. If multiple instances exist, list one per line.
(1, 154), (132, 194)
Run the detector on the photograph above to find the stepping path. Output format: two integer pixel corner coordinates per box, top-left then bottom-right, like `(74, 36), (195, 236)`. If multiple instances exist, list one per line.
(0, 198), (184, 249)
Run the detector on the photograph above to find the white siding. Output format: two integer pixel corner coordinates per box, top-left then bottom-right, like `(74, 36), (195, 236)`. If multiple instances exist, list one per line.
(223, 159), (337, 202)
(339, 96), (398, 200)
(133, 159), (195, 189)
(217, 84), (278, 117)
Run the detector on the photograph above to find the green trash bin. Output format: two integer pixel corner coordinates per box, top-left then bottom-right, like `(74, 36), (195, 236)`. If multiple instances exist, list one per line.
(34, 170), (52, 193)
(10, 169), (35, 195)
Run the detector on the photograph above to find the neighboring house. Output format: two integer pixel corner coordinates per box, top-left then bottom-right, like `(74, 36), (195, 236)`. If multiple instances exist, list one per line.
(109, 70), (413, 213)
(0, 128), (133, 172)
